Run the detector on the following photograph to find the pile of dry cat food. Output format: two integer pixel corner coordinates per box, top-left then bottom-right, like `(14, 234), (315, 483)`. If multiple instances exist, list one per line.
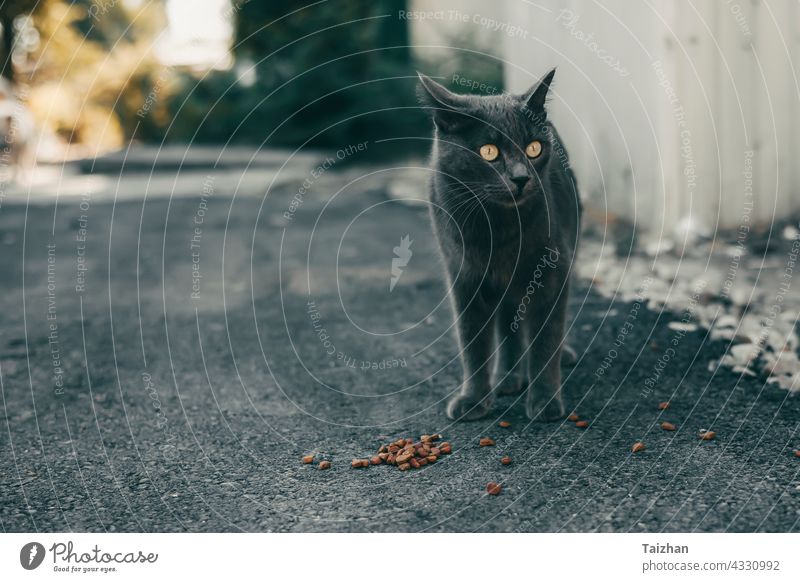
(300, 434), (452, 471)
(351, 434), (452, 471)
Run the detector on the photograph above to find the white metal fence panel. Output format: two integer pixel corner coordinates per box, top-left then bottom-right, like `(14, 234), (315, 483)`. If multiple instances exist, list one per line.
(502, 0), (800, 241)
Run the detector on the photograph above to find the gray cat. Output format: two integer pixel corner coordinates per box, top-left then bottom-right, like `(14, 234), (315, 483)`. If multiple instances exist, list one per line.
(418, 69), (581, 421)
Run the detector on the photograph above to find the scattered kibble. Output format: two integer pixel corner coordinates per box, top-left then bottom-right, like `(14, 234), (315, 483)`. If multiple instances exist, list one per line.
(661, 421), (676, 431)
(318, 461), (331, 470)
(479, 437), (496, 447)
(567, 413), (579, 422)
(486, 482), (502, 495)
(700, 431), (716, 441)
(349, 434), (450, 472)
(501, 456), (512, 465)
(632, 442), (646, 453)
(302, 454), (314, 464)
(575, 420), (589, 428)
(498, 421), (511, 428)
(658, 401), (671, 410)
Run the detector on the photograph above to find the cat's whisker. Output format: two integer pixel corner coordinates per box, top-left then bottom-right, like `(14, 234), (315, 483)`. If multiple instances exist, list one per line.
(452, 195), (491, 223)
(449, 192), (491, 212)
(445, 193), (481, 214)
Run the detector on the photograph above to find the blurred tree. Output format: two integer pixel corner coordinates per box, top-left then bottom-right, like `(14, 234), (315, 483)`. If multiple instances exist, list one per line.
(169, 0), (422, 147)
(24, 0), (169, 153)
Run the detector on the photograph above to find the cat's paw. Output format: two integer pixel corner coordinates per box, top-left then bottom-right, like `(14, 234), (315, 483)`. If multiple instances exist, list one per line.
(525, 391), (565, 421)
(562, 345), (578, 366)
(446, 391), (493, 421)
(495, 373), (527, 395)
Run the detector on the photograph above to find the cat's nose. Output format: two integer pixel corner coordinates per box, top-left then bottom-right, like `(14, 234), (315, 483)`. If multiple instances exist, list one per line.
(510, 174), (530, 192)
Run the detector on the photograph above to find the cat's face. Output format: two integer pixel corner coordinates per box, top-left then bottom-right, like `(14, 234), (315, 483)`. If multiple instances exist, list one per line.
(418, 70), (556, 207)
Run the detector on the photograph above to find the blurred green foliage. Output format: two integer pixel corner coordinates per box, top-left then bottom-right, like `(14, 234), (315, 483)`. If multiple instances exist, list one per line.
(7, 0), (504, 152)
(168, 0), (419, 147)
(167, 0), (503, 149)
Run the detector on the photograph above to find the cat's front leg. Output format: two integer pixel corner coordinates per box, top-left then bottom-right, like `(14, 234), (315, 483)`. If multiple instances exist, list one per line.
(525, 285), (569, 421)
(494, 298), (529, 395)
(446, 288), (495, 421)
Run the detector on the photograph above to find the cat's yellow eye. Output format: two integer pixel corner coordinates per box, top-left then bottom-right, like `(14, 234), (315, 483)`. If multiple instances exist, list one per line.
(479, 144), (499, 161)
(526, 140), (543, 158)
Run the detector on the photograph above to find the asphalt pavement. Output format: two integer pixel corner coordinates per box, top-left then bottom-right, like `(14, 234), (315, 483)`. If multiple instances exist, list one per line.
(0, 152), (798, 532)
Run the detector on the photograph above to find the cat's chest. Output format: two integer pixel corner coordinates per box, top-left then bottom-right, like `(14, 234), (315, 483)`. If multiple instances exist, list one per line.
(463, 242), (537, 288)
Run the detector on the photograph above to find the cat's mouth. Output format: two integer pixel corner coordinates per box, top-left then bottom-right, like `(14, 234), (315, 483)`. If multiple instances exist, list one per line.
(487, 185), (535, 207)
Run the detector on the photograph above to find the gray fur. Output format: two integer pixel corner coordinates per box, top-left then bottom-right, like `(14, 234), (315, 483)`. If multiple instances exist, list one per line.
(418, 70), (582, 421)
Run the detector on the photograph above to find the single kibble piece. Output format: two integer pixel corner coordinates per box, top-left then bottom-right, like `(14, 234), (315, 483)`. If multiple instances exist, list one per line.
(418, 458), (428, 466)
(486, 482), (502, 495)
(498, 421), (511, 428)
(700, 431), (716, 441)
(501, 456), (512, 465)
(371, 456), (382, 465)
(661, 421), (676, 431)
(302, 455), (314, 464)
(318, 461), (331, 470)
(479, 437), (496, 447)
(575, 420), (589, 428)
(351, 459), (366, 468)
(794, 450), (800, 458)
(658, 401), (670, 410)
(632, 442), (646, 453)
(567, 413), (579, 422)
(398, 462), (411, 471)
(409, 458), (421, 469)
(427, 455), (437, 463)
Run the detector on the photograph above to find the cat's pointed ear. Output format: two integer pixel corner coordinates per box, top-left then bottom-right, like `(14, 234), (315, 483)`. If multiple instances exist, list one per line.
(522, 68), (556, 113)
(417, 72), (474, 132)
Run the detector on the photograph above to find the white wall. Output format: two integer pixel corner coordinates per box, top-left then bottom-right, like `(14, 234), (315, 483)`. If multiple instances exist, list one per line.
(501, 0), (800, 242)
